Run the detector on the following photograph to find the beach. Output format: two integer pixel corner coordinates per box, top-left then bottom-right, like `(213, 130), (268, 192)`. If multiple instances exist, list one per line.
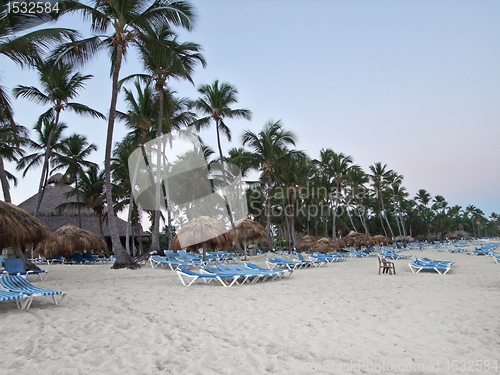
(1, 247), (500, 375)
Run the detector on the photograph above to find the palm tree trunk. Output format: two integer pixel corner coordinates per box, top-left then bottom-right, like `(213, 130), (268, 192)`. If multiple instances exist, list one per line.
(150, 87), (165, 253)
(265, 174), (272, 249)
(106, 44), (135, 268)
(97, 214), (110, 257)
(75, 175), (82, 228)
(35, 112), (60, 216)
(0, 157), (12, 203)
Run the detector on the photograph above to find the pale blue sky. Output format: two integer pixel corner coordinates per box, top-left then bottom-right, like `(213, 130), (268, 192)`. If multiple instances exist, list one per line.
(3, 0), (500, 216)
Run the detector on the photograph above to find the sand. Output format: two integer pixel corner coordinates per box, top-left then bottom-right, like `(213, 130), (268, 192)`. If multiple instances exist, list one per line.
(1, 245), (500, 375)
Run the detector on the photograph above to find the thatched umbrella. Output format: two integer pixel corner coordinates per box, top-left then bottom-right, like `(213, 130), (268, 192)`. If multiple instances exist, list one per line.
(0, 200), (51, 269)
(172, 216), (234, 257)
(36, 225), (107, 258)
(310, 237), (340, 253)
(230, 218), (267, 260)
(296, 235), (318, 251)
(406, 235), (416, 242)
(372, 234), (393, 245)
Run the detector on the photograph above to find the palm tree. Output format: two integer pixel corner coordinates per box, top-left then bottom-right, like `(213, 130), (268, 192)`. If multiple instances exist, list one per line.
(314, 149), (359, 243)
(50, 134), (98, 228)
(194, 80), (251, 229)
(117, 82), (197, 250)
(56, 164), (108, 249)
(369, 162), (395, 238)
(16, 120), (67, 190)
(346, 168), (370, 235)
(54, 0), (195, 268)
(415, 188), (433, 240)
(225, 147), (255, 178)
(121, 23), (206, 252)
(241, 120), (302, 249)
(0, 5), (77, 139)
(0, 117), (28, 202)
(13, 61), (104, 216)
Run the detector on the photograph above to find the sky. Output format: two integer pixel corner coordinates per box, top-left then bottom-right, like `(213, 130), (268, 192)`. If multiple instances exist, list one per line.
(3, 0), (500, 217)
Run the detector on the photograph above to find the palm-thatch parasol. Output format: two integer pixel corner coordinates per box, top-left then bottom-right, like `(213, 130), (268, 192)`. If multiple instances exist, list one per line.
(36, 225), (107, 258)
(372, 234), (393, 245)
(296, 235), (318, 251)
(339, 231), (374, 248)
(310, 237), (340, 253)
(172, 216), (234, 257)
(230, 218), (267, 260)
(406, 235), (416, 242)
(0, 200), (50, 251)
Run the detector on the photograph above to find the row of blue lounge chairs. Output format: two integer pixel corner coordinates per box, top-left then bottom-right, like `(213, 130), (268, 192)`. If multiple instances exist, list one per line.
(150, 250), (241, 270)
(176, 263), (292, 287)
(33, 253), (114, 265)
(0, 275), (66, 311)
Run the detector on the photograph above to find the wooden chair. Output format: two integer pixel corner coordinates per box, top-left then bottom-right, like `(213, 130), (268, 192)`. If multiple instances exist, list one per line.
(378, 256), (396, 275)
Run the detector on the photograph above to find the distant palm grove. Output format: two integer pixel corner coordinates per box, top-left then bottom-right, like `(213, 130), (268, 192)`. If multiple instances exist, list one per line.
(1, 1), (498, 268)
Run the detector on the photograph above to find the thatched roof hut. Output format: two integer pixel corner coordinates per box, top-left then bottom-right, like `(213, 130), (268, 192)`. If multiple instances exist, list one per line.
(0, 200), (50, 250)
(17, 180), (147, 249)
(172, 216), (234, 254)
(310, 237), (340, 253)
(296, 235), (318, 251)
(372, 234), (393, 245)
(338, 231), (376, 248)
(230, 218), (267, 259)
(36, 225), (107, 258)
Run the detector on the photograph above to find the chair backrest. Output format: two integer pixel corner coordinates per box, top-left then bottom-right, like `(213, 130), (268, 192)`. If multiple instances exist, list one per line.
(177, 250), (190, 260)
(164, 250), (178, 261)
(297, 253), (307, 262)
(3, 258), (27, 274)
(73, 253), (85, 262)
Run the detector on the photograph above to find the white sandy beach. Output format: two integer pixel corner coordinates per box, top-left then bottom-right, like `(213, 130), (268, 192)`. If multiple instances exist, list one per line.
(1, 247), (500, 375)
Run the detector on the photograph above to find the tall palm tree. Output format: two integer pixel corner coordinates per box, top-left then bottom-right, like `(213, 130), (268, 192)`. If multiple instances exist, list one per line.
(13, 61), (104, 216)
(56, 164), (108, 249)
(314, 149), (359, 243)
(346, 167), (370, 235)
(241, 120), (302, 249)
(415, 188), (433, 240)
(369, 162), (395, 238)
(121, 23), (206, 252)
(16, 120), (67, 191)
(0, 5), (77, 139)
(50, 134), (98, 228)
(54, 0), (195, 268)
(194, 80), (251, 229)
(117, 82), (197, 250)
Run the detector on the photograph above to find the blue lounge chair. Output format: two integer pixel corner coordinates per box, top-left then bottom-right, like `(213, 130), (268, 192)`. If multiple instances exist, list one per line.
(164, 250), (196, 269)
(490, 251), (500, 264)
(202, 265), (250, 285)
(0, 289), (33, 310)
(149, 255), (186, 271)
(0, 275), (66, 305)
(216, 264), (265, 283)
(83, 252), (98, 264)
(176, 267), (239, 287)
(177, 250), (204, 265)
(3, 258), (48, 281)
(408, 259), (452, 275)
(245, 263), (293, 278)
(296, 252), (324, 267)
(266, 257), (304, 270)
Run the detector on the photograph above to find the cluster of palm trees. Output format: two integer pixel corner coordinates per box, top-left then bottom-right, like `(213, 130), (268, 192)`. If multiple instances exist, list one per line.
(1, 1), (498, 268)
